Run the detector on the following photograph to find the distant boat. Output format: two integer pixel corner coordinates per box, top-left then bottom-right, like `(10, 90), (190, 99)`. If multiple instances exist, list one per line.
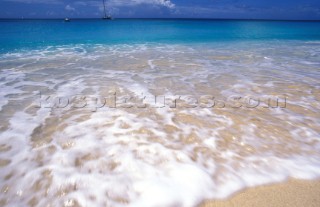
(102, 0), (112, 20)
(102, 15), (112, 20)
(64, 18), (70, 22)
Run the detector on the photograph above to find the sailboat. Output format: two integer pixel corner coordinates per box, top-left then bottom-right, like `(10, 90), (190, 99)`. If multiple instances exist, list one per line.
(102, 0), (112, 20)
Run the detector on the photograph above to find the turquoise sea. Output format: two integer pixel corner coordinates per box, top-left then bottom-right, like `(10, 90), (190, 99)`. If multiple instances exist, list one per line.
(0, 20), (320, 207)
(1, 19), (320, 52)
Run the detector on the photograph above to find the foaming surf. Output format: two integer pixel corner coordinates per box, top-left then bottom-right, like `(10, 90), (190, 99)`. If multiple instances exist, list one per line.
(0, 42), (320, 207)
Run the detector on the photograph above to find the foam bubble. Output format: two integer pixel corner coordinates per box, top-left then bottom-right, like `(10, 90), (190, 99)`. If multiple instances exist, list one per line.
(0, 42), (320, 207)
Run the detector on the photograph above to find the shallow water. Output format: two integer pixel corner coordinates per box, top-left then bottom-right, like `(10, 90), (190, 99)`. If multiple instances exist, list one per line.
(0, 40), (319, 207)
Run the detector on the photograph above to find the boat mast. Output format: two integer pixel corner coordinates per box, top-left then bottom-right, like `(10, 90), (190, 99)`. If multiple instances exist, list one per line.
(102, 0), (107, 18)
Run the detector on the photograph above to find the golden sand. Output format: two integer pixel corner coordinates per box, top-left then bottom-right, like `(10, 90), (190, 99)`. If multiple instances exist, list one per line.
(200, 179), (320, 207)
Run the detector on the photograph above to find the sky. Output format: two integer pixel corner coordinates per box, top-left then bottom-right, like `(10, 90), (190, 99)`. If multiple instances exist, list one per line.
(1, 0), (320, 20)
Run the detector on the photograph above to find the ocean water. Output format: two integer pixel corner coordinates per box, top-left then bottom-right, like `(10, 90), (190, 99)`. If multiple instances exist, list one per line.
(0, 20), (320, 207)
(1, 19), (320, 52)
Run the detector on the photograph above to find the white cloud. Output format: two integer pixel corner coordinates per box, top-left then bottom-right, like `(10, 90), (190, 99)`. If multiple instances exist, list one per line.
(73, 0), (175, 9)
(110, 0), (175, 9)
(4, 0), (176, 12)
(65, 5), (76, 11)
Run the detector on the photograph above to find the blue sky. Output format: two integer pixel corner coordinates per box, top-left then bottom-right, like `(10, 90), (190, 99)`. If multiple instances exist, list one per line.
(1, 0), (320, 20)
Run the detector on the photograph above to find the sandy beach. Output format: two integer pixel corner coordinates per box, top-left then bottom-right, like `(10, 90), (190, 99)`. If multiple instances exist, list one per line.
(200, 179), (320, 207)
(1, 19), (320, 206)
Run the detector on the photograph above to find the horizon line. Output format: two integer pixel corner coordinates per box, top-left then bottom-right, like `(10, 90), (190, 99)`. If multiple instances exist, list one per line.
(0, 17), (320, 22)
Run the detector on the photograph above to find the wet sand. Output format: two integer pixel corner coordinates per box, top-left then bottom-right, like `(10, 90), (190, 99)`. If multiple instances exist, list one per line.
(200, 179), (320, 207)
(1, 43), (320, 206)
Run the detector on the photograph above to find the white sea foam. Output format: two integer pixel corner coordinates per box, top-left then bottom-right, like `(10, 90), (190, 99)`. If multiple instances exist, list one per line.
(0, 42), (320, 207)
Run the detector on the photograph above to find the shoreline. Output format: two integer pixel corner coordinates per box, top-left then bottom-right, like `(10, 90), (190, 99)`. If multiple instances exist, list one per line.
(199, 179), (320, 207)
